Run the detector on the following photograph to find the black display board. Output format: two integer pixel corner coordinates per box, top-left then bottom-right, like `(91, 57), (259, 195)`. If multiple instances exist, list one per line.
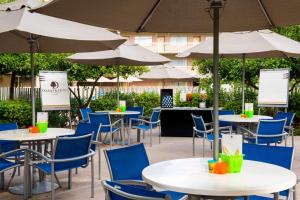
(160, 89), (173, 108)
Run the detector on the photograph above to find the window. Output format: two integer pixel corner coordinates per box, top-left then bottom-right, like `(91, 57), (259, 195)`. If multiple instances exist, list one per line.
(170, 36), (187, 46)
(169, 58), (187, 67)
(134, 36), (153, 46)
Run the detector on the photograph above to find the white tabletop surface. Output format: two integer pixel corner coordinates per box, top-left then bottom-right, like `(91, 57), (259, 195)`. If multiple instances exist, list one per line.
(219, 115), (273, 123)
(0, 128), (75, 141)
(96, 111), (140, 115)
(142, 158), (296, 196)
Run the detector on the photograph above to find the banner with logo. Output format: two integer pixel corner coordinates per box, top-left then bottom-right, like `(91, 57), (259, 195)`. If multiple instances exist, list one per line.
(39, 71), (70, 111)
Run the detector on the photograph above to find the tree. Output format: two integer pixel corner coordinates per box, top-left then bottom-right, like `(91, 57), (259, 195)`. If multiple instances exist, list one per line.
(193, 25), (300, 91)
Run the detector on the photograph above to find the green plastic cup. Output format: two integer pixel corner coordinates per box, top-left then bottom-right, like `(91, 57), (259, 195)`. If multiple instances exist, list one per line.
(220, 153), (244, 173)
(37, 122), (48, 133)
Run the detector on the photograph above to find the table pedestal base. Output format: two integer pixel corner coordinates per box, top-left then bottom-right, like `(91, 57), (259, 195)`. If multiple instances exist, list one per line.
(9, 181), (59, 195)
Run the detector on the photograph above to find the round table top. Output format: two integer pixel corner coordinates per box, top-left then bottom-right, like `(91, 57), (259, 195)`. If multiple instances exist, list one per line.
(142, 158), (296, 196)
(219, 115), (273, 123)
(96, 110), (140, 115)
(0, 128), (75, 142)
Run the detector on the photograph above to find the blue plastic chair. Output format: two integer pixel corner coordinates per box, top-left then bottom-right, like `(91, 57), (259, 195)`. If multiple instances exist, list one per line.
(0, 122), (19, 153)
(130, 109), (161, 147)
(243, 143), (294, 200)
(103, 144), (186, 200)
(242, 119), (288, 146)
(192, 114), (230, 157)
(0, 148), (24, 190)
(74, 120), (102, 179)
(34, 134), (96, 200)
(219, 110), (235, 130)
(275, 112), (295, 146)
(89, 112), (121, 149)
(125, 106), (144, 126)
(102, 180), (186, 200)
(80, 107), (93, 121)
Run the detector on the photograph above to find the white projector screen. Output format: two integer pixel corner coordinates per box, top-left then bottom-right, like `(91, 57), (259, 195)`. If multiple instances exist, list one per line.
(258, 69), (289, 107)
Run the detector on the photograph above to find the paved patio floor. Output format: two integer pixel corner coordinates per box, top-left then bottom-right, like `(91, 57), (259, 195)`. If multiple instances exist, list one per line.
(0, 130), (299, 200)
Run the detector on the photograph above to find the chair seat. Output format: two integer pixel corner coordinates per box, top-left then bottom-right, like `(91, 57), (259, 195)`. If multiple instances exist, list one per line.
(0, 158), (18, 172)
(161, 190), (187, 200)
(102, 127), (119, 133)
(36, 160), (87, 174)
(207, 133), (222, 141)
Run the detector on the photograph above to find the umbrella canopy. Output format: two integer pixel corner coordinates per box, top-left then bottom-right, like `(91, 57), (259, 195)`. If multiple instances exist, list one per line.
(30, 0), (300, 160)
(111, 76), (143, 83)
(86, 77), (113, 83)
(139, 66), (199, 80)
(178, 29), (300, 113)
(0, 7), (125, 127)
(0, 8), (125, 52)
(32, 0), (300, 33)
(178, 29), (300, 58)
(67, 42), (170, 65)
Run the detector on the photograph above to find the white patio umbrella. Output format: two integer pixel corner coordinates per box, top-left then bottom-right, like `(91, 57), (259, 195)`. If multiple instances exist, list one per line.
(178, 29), (300, 113)
(32, 0), (300, 159)
(67, 42), (169, 104)
(86, 77), (113, 83)
(111, 76), (143, 83)
(0, 8), (125, 126)
(139, 65), (199, 88)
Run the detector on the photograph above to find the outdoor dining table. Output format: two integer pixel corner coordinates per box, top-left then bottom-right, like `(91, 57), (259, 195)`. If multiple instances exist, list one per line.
(0, 128), (75, 196)
(219, 115), (273, 134)
(96, 110), (140, 145)
(142, 158), (296, 199)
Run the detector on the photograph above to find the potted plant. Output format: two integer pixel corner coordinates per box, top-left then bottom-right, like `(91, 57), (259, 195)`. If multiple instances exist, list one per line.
(199, 91), (207, 108)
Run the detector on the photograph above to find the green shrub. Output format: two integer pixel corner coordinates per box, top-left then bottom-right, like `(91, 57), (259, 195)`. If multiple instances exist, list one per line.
(90, 91), (160, 116)
(0, 100), (32, 127)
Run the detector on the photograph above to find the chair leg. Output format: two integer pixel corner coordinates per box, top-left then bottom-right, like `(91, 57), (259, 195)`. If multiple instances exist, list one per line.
(127, 127), (131, 145)
(159, 125), (161, 144)
(137, 129), (141, 143)
(202, 138), (205, 158)
(192, 131), (195, 156)
(293, 185), (297, 200)
(6, 168), (17, 189)
(91, 157), (94, 198)
(143, 130), (145, 139)
(54, 173), (62, 188)
(75, 168), (78, 175)
(51, 162), (55, 200)
(110, 132), (113, 149)
(0, 172), (4, 190)
(68, 169), (72, 189)
(150, 129), (152, 147)
(98, 144), (101, 180)
(291, 130), (294, 147)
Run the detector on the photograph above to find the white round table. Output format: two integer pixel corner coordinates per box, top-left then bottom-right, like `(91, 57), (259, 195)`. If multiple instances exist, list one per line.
(219, 115), (273, 134)
(142, 158), (296, 197)
(0, 128), (75, 141)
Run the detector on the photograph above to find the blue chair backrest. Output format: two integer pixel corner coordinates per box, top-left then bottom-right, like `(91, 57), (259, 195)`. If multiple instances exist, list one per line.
(276, 112), (295, 127)
(90, 112), (111, 133)
(104, 143), (150, 181)
(0, 122), (18, 153)
(0, 122), (18, 131)
(102, 180), (167, 200)
(125, 106), (144, 124)
(150, 109), (161, 128)
(243, 143), (293, 197)
(53, 134), (92, 172)
(219, 110), (234, 127)
(191, 114), (206, 137)
(80, 107), (93, 121)
(256, 119), (286, 144)
(75, 121), (92, 136)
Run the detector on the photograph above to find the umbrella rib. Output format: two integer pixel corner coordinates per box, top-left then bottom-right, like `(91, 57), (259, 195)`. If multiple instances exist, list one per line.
(136, 0), (162, 32)
(256, 0), (275, 28)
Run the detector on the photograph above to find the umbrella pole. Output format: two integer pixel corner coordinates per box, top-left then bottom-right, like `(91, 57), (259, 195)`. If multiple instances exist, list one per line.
(242, 54), (246, 114)
(29, 37), (36, 126)
(212, 0), (222, 160)
(117, 66), (120, 106)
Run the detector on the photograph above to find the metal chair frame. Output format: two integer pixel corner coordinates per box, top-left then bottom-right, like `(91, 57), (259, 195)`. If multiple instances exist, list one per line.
(29, 134), (96, 200)
(241, 119), (288, 146)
